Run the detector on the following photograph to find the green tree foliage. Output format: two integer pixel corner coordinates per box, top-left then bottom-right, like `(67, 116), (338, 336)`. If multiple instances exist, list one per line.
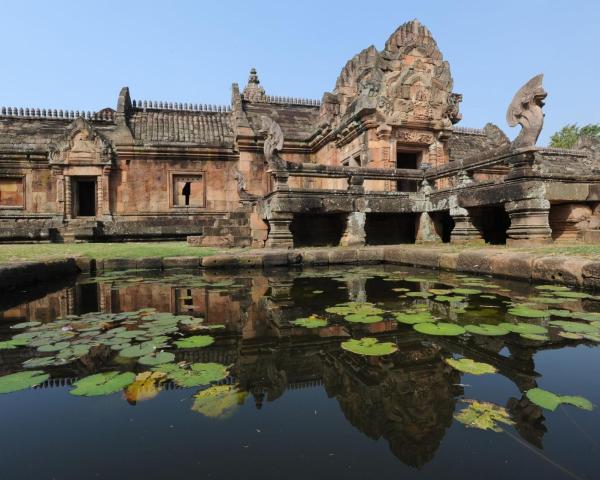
(549, 124), (600, 149)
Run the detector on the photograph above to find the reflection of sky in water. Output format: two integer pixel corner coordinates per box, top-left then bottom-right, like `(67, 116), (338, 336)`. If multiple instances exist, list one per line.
(0, 266), (599, 480)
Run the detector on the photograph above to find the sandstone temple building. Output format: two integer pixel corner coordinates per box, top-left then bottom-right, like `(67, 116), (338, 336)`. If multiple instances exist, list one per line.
(1, 20), (599, 247)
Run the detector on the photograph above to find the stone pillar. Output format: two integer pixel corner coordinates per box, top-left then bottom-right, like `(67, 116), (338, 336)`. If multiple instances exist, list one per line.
(505, 198), (552, 246)
(98, 166), (112, 220)
(340, 212), (366, 247)
(416, 212), (441, 243)
(265, 213), (293, 249)
(65, 177), (73, 221)
(449, 196), (482, 243)
(271, 171), (289, 192)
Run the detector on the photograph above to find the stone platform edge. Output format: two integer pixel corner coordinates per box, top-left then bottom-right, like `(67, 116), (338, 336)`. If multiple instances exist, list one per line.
(4, 246), (600, 291)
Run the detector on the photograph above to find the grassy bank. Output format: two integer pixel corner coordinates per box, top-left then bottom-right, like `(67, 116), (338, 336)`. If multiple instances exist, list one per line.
(0, 242), (230, 263)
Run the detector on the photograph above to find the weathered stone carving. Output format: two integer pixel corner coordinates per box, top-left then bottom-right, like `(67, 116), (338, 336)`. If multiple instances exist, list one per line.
(242, 68), (266, 102)
(506, 74), (547, 149)
(329, 20), (460, 131)
(49, 117), (114, 165)
(259, 116), (285, 170)
(233, 169), (259, 204)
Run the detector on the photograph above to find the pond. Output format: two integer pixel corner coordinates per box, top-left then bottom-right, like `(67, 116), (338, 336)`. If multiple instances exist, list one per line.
(0, 265), (599, 480)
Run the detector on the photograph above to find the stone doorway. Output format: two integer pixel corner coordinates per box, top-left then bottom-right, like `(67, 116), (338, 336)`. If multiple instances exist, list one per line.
(472, 206), (511, 245)
(290, 213), (345, 247)
(396, 150), (420, 192)
(73, 177), (96, 217)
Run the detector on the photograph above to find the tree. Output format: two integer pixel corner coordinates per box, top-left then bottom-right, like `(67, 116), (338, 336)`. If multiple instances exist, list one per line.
(549, 124), (600, 149)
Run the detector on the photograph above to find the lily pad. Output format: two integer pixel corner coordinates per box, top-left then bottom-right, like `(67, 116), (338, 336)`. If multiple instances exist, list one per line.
(464, 324), (510, 336)
(549, 320), (599, 334)
(119, 343), (156, 358)
(192, 385), (247, 419)
(445, 358), (497, 375)
(0, 370), (49, 394)
(535, 285), (571, 291)
(124, 371), (166, 403)
(452, 288), (482, 295)
(138, 351), (175, 366)
(526, 387), (593, 412)
(552, 291), (592, 299)
(173, 335), (215, 349)
(520, 333), (550, 341)
(405, 291), (432, 298)
(22, 357), (56, 368)
(498, 322), (548, 335)
(395, 311), (435, 325)
(340, 337), (398, 356)
(413, 322), (466, 336)
(508, 307), (549, 319)
(344, 313), (383, 324)
(0, 338), (28, 350)
(152, 362), (229, 388)
(70, 371), (136, 397)
(291, 316), (328, 329)
(454, 399), (514, 432)
(10, 321), (42, 329)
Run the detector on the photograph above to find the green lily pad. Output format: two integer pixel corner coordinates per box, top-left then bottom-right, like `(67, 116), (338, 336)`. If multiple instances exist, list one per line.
(22, 357), (56, 368)
(445, 358), (497, 375)
(392, 288), (410, 292)
(429, 289), (453, 295)
(413, 322), (466, 336)
(119, 343), (156, 358)
(558, 331), (583, 340)
(464, 324), (510, 336)
(0, 370), (50, 394)
(174, 335), (215, 349)
(10, 321), (42, 329)
(395, 311), (435, 324)
(528, 296), (566, 305)
(452, 288), (482, 295)
(498, 322), (548, 335)
(340, 337), (398, 356)
(344, 313), (383, 324)
(549, 320), (599, 334)
(552, 291), (592, 299)
(138, 351), (175, 366)
(455, 400), (514, 432)
(508, 307), (549, 318)
(405, 291), (432, 298)
(535, 285), (571, 291)
(0, 338), (28, 350)
(291, 316), (328, 329)
(152, 362), (229, 388)
(520, 333), (550, 341)
(435, 295), (466, 303)
(37, 341), (70, 353)
(70, 371), (136, 397)
(526, 387), (593, 412)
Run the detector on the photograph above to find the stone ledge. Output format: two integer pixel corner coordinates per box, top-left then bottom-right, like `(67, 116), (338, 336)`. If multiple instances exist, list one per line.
(0, 258), (78, 291)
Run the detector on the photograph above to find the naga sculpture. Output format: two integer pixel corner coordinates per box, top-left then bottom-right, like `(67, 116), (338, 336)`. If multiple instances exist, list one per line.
(506, 74), (547, 149)
(259, 115), (285, 170)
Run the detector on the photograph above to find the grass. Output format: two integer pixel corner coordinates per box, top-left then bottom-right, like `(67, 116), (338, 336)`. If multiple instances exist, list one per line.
(0, 242), (236, 263)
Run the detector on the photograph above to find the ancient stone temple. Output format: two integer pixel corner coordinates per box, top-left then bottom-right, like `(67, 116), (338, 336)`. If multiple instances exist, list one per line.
(1, 19), (599, 246)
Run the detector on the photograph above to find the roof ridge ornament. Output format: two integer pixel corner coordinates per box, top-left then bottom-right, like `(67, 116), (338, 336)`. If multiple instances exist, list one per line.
(242, 68), (266, 102)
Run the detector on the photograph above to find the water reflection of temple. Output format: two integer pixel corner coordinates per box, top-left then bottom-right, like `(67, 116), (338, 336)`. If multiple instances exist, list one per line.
(0, 267), (580, 466)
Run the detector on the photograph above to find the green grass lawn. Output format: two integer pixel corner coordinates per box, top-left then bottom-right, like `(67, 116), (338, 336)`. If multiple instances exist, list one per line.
(0, 242), (234, 263)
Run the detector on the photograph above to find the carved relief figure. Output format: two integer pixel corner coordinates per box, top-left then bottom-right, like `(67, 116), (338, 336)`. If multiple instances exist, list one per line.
(506, 74), (547, 149)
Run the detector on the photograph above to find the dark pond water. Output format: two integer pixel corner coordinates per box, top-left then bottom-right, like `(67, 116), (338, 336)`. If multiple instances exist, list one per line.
(1, 265), (600, 480)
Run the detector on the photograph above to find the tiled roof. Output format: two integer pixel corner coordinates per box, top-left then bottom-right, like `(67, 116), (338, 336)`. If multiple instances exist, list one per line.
(128, 110), (234, 145)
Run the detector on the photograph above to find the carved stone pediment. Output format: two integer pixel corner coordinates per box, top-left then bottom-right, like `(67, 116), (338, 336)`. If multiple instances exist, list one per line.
(327, 20), (461, 130)
(49, 117), (114, 166)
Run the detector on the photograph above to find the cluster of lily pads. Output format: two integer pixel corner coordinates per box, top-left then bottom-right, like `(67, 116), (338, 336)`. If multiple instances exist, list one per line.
(290, 274), (600, 347)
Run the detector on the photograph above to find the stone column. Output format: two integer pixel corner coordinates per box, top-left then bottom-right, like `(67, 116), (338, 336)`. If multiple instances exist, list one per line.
(415, 212), (441, 243)
(340, 212), (366, 247)
(98, 166), (112, 220)
(265, 213), (293, 249)
(449, 196), (482, 243)
(65, 176), (73, 221)
(505, 198), (552, 245)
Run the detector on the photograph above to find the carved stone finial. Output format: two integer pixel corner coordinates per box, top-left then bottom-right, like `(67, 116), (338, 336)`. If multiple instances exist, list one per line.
(242, 68), (266, 102)
(259, 116), (284, 169)
(506, 74), (547, 149)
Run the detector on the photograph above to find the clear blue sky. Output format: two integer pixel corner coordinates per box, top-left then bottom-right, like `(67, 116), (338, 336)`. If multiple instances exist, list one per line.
(1, 0), (598, 144)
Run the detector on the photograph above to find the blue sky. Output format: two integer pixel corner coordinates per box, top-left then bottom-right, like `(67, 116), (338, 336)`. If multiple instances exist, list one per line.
(1, 0), (598, 144)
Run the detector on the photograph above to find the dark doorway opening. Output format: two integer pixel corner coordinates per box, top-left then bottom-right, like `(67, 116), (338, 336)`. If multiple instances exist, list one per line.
(74, 179), (96, 217)
(75, 283), (99, 314)
(365, 213), (416, 245)
(396, 151), (419, 192)
(430, 211), (455, 243)
(472, 206), (511, 245)
(182, 182), (191, 206)
(290, 214), (345, 247)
